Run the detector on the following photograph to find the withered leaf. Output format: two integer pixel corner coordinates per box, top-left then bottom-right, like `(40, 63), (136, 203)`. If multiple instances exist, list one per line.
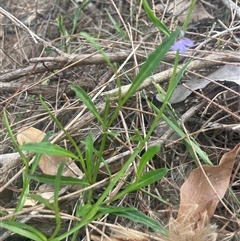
(17, 126), (83, 179)
(177, 144), (240, 223)
(17, 126), (46, 145)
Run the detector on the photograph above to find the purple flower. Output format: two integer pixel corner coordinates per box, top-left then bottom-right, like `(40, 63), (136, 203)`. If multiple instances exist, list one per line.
(172, 38), (194, 54)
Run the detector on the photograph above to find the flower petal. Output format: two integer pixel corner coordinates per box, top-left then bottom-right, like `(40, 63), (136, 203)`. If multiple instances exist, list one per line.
(171, 38), (194, 54)
(171, 41), (182, 51)
(182, 38), (194, 47)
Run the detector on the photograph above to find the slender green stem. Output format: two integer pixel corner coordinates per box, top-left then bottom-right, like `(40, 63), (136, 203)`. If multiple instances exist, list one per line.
(183, 0), (197, 32)
(39, 96), (87, 175)
(3, 110), (30, 214)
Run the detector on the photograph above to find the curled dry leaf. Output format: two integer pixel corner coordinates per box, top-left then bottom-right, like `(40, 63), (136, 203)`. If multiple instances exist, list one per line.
(177, 144), (240, 224)
(17, 126), (83, 179)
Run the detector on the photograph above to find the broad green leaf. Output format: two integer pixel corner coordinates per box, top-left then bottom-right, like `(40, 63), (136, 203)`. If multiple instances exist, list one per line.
(112, 168), (168, 201)
(0, 221), (47, 241)
(71, 85), (104, 126)
(137, 145), (160, 180)
(20, 142), (78, 160)
(98, 206), (167, 236)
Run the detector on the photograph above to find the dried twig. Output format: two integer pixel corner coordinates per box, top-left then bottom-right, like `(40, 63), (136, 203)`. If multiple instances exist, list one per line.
(219, 0), (240, 19)
(0, 52), (146, 82)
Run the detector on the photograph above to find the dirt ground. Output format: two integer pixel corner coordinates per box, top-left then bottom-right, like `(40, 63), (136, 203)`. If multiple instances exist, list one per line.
(0, 0), (240, 240)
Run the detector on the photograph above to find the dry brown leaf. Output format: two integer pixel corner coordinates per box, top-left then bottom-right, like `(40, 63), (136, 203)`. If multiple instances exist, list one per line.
(17, 126), (83, 180)
(177, 144), (240, 224)
(162, 0), (213, 23)
(39, 155), (83, 178)
(17, 126), (46, 145)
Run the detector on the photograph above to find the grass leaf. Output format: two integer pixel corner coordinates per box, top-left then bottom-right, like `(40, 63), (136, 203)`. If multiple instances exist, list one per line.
(105, 9), (128, 40)
(20, 142), (78, 160)
(137, 145), (160, 180)
(0, 221), (47, 241)
(80, 32), (113, 68)
(122, 30), (179, 104)
(26, 173), (87, 185)
(142, 0), (170, 36)
(98, 206), (167, 235)
(71, 85), (104, 126)
(112, 168), (168, 201)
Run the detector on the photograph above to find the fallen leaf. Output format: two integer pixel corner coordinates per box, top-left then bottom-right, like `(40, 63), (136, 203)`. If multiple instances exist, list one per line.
(166, 0), (213, 23)
(17, 126), (46, 145)
(177, 144), (240, 224)
(39, 155), (83, 178)
(17, 126), (83, 181)
(156, 64), (240, 104)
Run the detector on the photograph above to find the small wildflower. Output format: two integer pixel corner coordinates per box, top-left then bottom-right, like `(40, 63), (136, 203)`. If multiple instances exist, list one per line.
(172, 37), (194, 54)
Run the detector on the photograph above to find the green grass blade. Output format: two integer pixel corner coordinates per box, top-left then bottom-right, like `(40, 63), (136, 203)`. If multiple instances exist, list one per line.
(71, 5), (82, 35)
(76, 203), (93, 217)
(39, 95), (87, 174)
(30, 194), (54, 209)
(85, 134), (94, 180)
(54, 162), (65, 206)
(122, 30), (179, 104)
(56, 14), (68, 36)
(31, 132), (51, 174)
(112, 168), (168, 201)
(105, 9), (128, 39)
(20, 142), (78, 160)
(71, 85), (104, 126)
(137, 145), (160, 180)
(142, 0), (170, 36)
(98, 206), (167, 235)
(80, 32), (113, 68)
(0, 221), (47, 241)
(26, 173), (88, 185)
(165, 60), (191, 101)
(162, 114), (212, 165)
(50, 162), (65, 239)
(3, 109), (30, 213)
